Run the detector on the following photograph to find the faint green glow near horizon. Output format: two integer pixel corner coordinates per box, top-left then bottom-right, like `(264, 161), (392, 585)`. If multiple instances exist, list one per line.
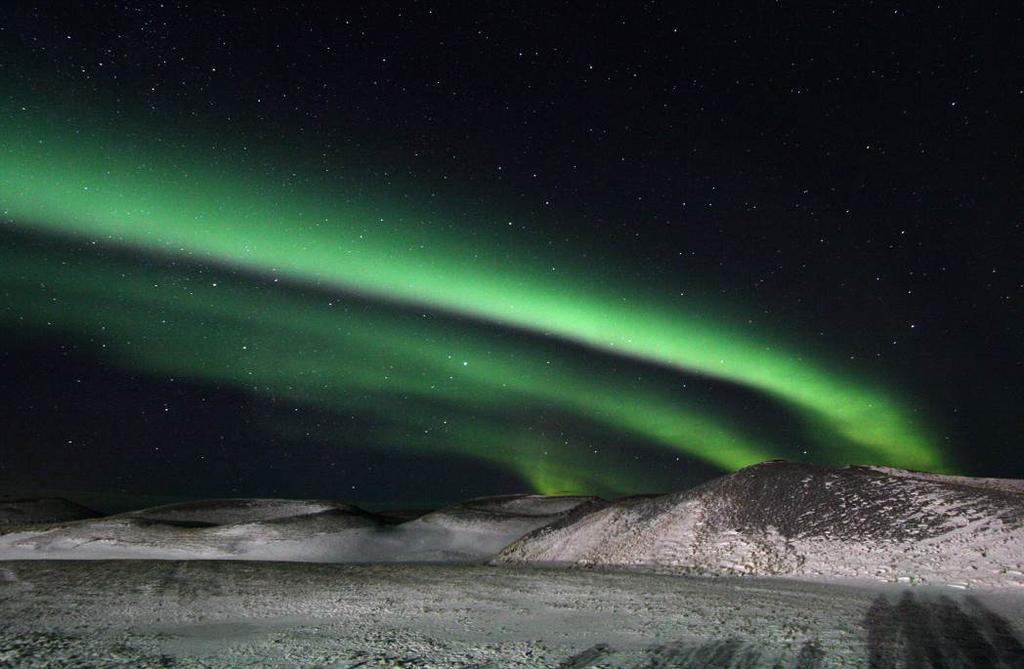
(0, 103), (948, 484)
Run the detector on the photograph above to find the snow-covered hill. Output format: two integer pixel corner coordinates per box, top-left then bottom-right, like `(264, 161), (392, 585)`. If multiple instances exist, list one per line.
(0, 494), (597, 562)
(126, 498), (367, 525)
(7, 466), (1022, 588)
(497, 461), (1024, 589)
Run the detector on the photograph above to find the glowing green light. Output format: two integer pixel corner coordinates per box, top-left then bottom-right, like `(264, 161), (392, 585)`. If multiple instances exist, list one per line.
(0, 99), (947, 482)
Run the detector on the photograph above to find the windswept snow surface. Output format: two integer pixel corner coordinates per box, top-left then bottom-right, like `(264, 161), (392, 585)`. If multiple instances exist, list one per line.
(0, 494), (597, 563)
(0, 561), (1022, 668)
(498, 462), (1024, 589)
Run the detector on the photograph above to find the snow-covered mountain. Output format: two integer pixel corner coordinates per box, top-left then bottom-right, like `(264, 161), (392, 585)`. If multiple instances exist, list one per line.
(0, 493), (597, 562)
(497, 461), (1024, 589)
(6, 465), (1022, 588)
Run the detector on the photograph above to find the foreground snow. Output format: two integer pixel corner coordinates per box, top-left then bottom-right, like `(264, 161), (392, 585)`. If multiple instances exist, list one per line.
(1, 560), (1021, 668)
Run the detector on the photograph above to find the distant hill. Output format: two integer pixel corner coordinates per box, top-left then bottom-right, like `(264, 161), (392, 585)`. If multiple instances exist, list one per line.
(497, 461), (1024, 589)
(126, 498), (370, 526)
(6, 466), (1023, 589)
(0, 497), (100, 525)
(0, 493), (598, 562)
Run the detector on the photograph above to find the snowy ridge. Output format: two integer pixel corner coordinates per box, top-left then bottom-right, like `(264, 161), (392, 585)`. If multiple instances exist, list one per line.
(0, 493), (596, 562)
(497, 462), (1024, 589)
(6, 465), (1021, 587)
(0, 497), (99, 525)
(866, 466), (1024, 495)
(454, 494), (600, 516)
(126, 498), (362, 525)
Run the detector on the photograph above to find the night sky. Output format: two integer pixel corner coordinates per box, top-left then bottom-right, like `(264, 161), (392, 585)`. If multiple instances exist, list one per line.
(1, 2), (1021, 511)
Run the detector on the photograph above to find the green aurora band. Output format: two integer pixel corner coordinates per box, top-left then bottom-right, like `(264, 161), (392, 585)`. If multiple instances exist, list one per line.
(1, 242), (774, 494)
(0, 101), (948, 490)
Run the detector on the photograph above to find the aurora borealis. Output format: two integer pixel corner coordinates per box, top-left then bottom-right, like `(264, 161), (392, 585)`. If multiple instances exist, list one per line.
(1, 101), (940, 470)
(2, 3), (1021, 507)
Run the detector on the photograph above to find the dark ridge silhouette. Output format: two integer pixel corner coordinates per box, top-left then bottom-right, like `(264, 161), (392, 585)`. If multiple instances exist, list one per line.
(0, 497), (100, 524)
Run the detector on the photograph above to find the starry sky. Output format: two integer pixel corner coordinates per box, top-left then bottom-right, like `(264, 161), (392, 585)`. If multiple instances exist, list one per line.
(1, 2), (1021, 510)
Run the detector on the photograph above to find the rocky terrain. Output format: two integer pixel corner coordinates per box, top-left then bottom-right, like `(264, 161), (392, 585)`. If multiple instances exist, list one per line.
(498, 461), (1024, 589)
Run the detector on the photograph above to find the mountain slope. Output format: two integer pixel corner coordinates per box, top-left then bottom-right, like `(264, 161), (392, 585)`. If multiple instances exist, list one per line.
(497, 461), (1024, 588)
